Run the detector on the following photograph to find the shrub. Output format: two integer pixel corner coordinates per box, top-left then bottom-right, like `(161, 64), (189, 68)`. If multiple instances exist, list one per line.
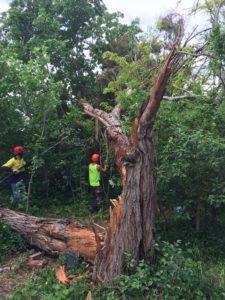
(12, 268), (89, 300)
(12, 241), (225, 299)
(0, 221), (26, 261)
(94, 241), (225, 300)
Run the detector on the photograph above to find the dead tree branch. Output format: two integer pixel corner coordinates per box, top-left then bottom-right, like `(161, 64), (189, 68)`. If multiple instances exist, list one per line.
(83, 103), (137, 168)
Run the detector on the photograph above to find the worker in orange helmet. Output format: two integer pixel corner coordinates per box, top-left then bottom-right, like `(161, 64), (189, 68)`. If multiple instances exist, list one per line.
(0, 146), (27, 206)
(89, 153), (107, 212)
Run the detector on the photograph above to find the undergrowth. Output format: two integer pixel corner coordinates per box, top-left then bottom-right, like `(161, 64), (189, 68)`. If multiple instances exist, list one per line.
(11, 241), (225, 300)
(1, 197), (225, 299)
(0, 221), (26, 261)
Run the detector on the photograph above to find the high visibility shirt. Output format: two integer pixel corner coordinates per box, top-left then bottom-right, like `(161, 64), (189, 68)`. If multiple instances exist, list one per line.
(89, 163), (100, 187)
(1, 157), (26, 184)
(2, 157), (26, 173)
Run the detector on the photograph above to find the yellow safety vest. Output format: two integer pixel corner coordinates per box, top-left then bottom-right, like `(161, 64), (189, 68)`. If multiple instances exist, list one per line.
(89, 163), (100, 187)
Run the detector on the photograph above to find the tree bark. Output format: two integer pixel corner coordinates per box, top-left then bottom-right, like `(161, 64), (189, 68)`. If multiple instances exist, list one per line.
(0, 208), (97, 263)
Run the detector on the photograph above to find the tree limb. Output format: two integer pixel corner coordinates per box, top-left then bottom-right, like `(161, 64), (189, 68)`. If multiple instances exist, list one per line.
(82, 103), (137, 168)
(183, 27), (212, 46)
(138, 16), (184, 135)
(163, 94), (202, 100)
(111, 104), (121, 120)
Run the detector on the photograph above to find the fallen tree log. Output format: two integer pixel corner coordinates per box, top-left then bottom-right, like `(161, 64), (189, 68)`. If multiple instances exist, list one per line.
(0, 208), (97, 263)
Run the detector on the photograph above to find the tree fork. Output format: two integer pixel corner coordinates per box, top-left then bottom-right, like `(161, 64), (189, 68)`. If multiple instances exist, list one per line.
(83, 17), (184, 281)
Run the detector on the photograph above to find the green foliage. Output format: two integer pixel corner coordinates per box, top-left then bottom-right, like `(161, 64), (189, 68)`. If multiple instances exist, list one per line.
(12, 268), (90, 300)
(0, 0), (141, 205)
(0, 221), (26, 260)
(94, 241), (225, 300)
(208, 24), (225, 76)
(101, 36), (163, 128)
(155, 95), (225, 224)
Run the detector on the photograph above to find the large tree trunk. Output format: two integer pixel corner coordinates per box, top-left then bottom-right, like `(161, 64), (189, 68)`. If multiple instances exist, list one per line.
(93, 148), (157, 281)
(0, 208), (97, 263)
(83, 21), (184, 281)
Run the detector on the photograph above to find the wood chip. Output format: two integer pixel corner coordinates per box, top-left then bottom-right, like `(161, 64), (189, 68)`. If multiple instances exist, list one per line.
(55, 266), (69, 287)
(28, 259), (47, 269)
(86, 291), (92, 300)
(29, 252), (42, 260)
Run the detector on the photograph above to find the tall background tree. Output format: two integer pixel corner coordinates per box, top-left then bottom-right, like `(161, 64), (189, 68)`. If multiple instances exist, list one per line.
(0, 0), (140, 204)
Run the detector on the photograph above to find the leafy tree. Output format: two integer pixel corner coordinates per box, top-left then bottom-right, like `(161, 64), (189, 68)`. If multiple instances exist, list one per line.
(0, 0), (141, 202)
(0, 0), (141, 102)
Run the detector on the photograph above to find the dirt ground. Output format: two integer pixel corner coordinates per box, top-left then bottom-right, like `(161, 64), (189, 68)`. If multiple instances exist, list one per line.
(0, 252), (57, 299)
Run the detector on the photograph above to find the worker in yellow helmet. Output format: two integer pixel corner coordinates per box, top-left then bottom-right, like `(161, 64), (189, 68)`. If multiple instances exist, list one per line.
(89, 153), (107, 212)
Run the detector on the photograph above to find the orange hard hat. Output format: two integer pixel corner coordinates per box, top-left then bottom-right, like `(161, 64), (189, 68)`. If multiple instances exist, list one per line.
(91, 153), (100, 162)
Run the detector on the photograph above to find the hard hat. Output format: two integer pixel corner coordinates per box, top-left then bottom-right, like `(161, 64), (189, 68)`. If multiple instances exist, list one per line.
(91, 153), (100, 162)
(13, 146), (25, 155)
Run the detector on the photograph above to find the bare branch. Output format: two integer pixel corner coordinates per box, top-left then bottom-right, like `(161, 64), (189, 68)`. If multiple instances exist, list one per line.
(212, 0), (220, 24)
(183, 26), (198, 47)
(205, 0), (214, 22)
(163, 94), (202, 100)
(82, 103), (136, 168)
(83, 103), (110, 128)
(170, 42), (211, 77)
(177, 50), (214, 58)
(138, 16), (184, 136)
(111, 104), (121, 120)
(183, 27), (212, 46)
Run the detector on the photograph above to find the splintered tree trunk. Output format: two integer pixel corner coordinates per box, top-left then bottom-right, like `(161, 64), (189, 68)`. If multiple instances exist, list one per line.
(0, 209), (97, 263)
(94, 145), (157, 281)
(84, 21), (183, 281)
(92, 124), (158, 280)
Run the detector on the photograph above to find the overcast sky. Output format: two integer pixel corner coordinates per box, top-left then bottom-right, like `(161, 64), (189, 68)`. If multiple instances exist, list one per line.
(0, 0), (207, 32)
(0, 0), (10, 13)
(104, 0), (206, 30)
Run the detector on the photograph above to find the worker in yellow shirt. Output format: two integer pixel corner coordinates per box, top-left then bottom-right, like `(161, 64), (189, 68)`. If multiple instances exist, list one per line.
(0, 146), (27, 205)
(88, 153), (107, 212)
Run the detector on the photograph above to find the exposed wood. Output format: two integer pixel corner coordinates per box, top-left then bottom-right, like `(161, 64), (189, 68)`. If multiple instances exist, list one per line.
(86, 291), (92, 300)
(56, 266), (69, 287)
(0, 208), (97, 263)
(0, 266), (16, 272)
(83, 102), (137, 169)
(56, 266), (90, 286)
(93, 223), (106, 231)
(29, 252), (42, 260)
(95, 118), (99, 141)
(28, 259), (47, 269)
